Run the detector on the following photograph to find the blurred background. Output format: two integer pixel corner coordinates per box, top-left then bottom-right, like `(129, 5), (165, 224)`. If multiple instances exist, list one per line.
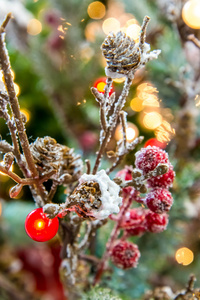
(0, 0), (200, 299)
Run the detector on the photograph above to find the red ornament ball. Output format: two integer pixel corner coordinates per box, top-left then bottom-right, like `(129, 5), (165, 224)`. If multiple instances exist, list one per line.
(135, 146), (169, 174)
(145, 211), (168, 233)
(25, 208), (59, 242)
(111, 240), (140, 269)
(146, 188), (173, 214)
(144, 138), (167, 149)
(93, 77), (114, 96)
(147, 164), (175, 189)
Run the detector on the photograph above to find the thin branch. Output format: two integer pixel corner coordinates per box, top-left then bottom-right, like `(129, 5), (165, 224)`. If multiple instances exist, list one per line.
(0, 13), (12, 31)
(0, 15), (38, 178)
(187, 34), (200, 49)
(120, 111), (127, 149)
(0, 164), (56, 186)
(85, 159), (91, 174)
(0, 140), (14, 153)
(94, 194), (132, 285)
(92, 77), (132, 174)
(139, 16), (150, 54)
(106, 136), (144, 175)
(48, 180), (58, 202)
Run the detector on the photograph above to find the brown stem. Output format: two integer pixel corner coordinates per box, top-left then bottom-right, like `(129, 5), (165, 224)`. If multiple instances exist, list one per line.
(120, 111), (127, 149)
(0, 164), (56, 185)
(48, 180), (58, 202)
(92, 77), (132, 174)
(0, 18), (38, 178)
(85, 159), (91, 174)
(139, 16), (151, 54)
(0, 140), (14, 153)
(0, 15), (48, 203)
(187, 34), (200, 49)
(94, 194), (132, 284)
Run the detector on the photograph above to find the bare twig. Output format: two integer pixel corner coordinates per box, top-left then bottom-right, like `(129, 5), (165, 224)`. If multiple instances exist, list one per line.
(92, 77), (132, 174)
(0, 140), (14, 153)
(139, 16), (151, 54)
(0, 164), (56, 186)
(85, 159), (91, 174)
(94, 193), (132, 285)
(0, 15), (38, 178)
(187, 34), (200, 49)
(106, 136), (144, 175)
(120, 111), (127, 149)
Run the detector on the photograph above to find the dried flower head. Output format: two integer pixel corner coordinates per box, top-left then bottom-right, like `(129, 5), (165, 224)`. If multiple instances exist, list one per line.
(69, 170), (122, 220)
(28, 136), (83, 184)
(101, 16), (161, 79)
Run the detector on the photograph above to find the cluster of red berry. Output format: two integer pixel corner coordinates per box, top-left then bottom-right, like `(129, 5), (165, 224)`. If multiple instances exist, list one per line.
(110, 146), (175, 270)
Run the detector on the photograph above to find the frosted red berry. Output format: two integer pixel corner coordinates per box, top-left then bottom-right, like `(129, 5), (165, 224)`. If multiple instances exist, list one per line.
(145, 188), (173, 214)
(145, 211), (168, 233)
(25, 208), (59, 242)
(135, 146), (169, 174)
(116, 167), (133, 181)
(120, 208), (147, 236)
(111, 240), (140, 269)
(147, 164), (175, 188)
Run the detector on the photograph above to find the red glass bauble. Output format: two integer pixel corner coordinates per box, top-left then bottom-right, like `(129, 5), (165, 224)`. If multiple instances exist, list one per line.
(144, 138), (167, 149)
(25, 208), (59, 242)
(93, 77), (114, 96)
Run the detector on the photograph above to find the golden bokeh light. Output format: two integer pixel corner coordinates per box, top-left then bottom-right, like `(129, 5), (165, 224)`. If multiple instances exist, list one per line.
(0, 202), (2, 217)
(85, 21), (102, 42)
(155, 121), (175, 142)
(11, 70), (15, 80)
(0, 162), (14, 176)
(113, 77), (126, 83)
(182, 0), (200, 29)
(102, 18), (120, 35)
(115, 122), (139, 142)
(87, 1), (106, 20)
(175, 247), (194, 266)
(130, 97), (144, 112)
(137, 82), (158, 94)
(126, 18), (139, 27)
(142, 94), (160, 107)
(125, 24), (141, 42)
(97, 82), (106, 93)
(20, 109), (30, 122)
(143, 112), (162, 130)
(195, 94), (200, 107)
(14, 83), (20, 96)
(27, 19), (42, 35)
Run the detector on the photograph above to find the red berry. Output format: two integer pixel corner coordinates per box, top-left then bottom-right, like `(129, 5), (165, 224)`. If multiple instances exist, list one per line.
(93, 77), (114, 96)
(111, 240), (140, 269)
(25, 208), (59, 242)
(135, 146), (169, 174)
(145, 211), (168, 233)
(121, 208), (147, 236)
(147, 164), (175, 188)
(116, 167), (133, 181)
(145, 188), (173, 214)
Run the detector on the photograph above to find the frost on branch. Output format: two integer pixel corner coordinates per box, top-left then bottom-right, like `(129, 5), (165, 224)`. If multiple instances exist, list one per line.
(69, 170), (122, 220)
